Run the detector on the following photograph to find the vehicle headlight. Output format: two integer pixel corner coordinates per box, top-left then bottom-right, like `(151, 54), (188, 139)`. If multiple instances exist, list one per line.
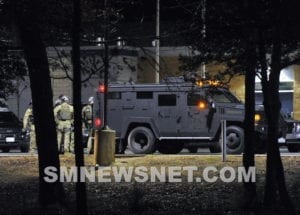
(295, 122), (300, 133)
(255, 114), (261, 122)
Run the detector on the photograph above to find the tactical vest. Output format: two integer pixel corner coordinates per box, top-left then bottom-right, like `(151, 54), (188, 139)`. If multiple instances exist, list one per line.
(58, 103), (72, 120)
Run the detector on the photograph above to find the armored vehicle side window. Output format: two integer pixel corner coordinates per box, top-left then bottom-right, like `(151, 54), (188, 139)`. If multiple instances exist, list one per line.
(187, 93), (204, 106)
(158, 94), (176, 106)
(208, 90), (231, 103)
(108, 92), (122, 100)
(136, 92), (153, 99)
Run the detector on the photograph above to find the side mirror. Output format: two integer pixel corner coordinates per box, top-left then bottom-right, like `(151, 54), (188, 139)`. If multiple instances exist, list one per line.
(211, 101), (216, 109)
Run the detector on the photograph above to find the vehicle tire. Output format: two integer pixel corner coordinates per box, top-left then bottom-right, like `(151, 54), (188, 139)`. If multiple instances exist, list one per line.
(20, 146), (29, 153)
(210, 126), (244, 154)
(157, 141), (183, 154)
(225, 126), (244, 154)
(287, 145), (300, 152)
(187, 147), (198, 153)
(2, 148), (9, 153)
(127, 127), (156, 154)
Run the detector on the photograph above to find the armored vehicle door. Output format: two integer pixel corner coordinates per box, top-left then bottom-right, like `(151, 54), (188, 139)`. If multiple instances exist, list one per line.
(180, 92), (214, 138)
(107, 91), (123, 137)
(155, 93), (180, 137)
(204, 88), (244, 140)
(206, 88), (244, 122)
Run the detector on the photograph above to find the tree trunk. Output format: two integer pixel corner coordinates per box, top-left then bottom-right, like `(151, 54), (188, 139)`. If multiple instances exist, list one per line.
(242, 0), (257, 207)
(262, 0), (295, 213)
(242, 54), (256, 206)
(13, 0), (65, 207)
(72, 0), (88, 214)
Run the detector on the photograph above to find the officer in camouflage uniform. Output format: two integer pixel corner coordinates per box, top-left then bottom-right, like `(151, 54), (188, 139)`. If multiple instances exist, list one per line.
(82, 97), (94, 154)
(54, 98), (62, 108)
(54, 95), (74, 153)
(23, 101), (36, 152)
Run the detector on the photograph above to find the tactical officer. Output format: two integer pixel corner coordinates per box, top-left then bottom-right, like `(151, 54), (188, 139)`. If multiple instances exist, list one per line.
(82, 96), (94, 154)
(54, 95), (74, 153)
(54, 99), (62, 108)
(23, 101), (36, 152)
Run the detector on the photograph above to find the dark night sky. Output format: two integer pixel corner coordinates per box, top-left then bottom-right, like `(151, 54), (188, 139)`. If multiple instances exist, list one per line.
(118, 0), (192, 46)
(122, 0), (190, 22)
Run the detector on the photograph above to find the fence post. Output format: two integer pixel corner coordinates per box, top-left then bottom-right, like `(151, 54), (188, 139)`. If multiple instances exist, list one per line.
(221, 120), (227, 162)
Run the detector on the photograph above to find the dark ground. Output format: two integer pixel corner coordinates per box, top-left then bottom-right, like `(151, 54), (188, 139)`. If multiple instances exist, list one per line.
(0, 155), (299, 215)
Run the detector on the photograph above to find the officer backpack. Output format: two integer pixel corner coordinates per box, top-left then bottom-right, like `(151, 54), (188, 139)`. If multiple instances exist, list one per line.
(84, 105), (92, 120)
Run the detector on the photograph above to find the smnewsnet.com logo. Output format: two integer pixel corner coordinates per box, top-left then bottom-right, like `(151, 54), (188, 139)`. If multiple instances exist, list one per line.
(44, 166), (256, 183)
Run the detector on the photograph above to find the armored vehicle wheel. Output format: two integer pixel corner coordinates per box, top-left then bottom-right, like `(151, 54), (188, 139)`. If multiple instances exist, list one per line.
(128, 127), (156, 154)
(225, 126), (244, 154)
(210, 126), (244, 154)
(288, 145), (300, 152)
(157, 141), (183, 154)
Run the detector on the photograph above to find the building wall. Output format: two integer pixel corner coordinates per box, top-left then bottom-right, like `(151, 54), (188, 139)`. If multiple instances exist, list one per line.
(293, 65), (300, 120)
(48, 46), (139, 102)
(138, 55), (183, 82)
(6, 46), (139, 119)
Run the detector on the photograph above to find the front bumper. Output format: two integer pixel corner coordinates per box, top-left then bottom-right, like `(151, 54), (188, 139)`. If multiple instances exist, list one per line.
(0, 139), (28, 148)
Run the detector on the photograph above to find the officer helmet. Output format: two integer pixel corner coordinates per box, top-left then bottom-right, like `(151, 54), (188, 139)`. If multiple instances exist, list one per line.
(61, 95), (69, 103)
(88, 96), (94, 104)
(54, 99), (61, 106)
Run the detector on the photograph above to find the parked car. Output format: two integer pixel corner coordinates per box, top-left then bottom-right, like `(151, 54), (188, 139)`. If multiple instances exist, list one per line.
(0, 107), (29, 152)
(282, 115), (300, 152)
(254, 105), (300, 153)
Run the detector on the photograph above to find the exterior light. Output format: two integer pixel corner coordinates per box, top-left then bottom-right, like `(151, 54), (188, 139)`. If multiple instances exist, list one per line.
(98, 85), (105, 93)
(254, 114), (261, 122)
(198, 101), (207, 110)
(94, 117), (102, 128)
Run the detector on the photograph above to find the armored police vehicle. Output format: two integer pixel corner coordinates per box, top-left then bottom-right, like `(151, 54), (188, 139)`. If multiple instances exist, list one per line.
(93, 77), (246, 154)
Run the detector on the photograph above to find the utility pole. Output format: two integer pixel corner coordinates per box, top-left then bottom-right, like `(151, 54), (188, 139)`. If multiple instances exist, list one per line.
(94, 0), (115, 166)
(103, 0), (109, 128)
(201, 0), (206, 79)
(155, 0), (160, 83)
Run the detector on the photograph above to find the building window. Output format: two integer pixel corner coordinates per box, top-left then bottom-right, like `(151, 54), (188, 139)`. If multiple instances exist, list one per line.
(108, 92), (122, 100)
(158, 94), (177, 106)
(136, 92), (153, 99)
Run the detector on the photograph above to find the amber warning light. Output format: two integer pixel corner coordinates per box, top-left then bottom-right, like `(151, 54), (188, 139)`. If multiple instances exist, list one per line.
(197, 101), (207, 110)
(98, 85), (105, 93)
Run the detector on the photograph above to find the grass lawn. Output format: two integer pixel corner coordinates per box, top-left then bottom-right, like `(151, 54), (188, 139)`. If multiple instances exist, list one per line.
(0, 154), (299, 214)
